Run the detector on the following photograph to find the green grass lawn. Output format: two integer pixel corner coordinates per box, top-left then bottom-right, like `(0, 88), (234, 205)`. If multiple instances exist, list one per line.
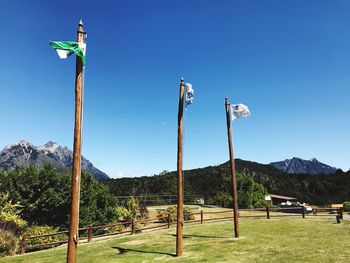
(1, 218), (349, 263)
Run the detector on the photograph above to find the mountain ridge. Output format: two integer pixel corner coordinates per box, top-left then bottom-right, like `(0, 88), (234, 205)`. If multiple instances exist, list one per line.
(0, 140), (109, 179)
(270, 157), (337, 175)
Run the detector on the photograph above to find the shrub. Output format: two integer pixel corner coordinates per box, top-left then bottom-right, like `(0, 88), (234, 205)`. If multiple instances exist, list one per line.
(25, 225), (66, 251)
(0, 193), (27, 256)
(115, 198), (149, 222)
(125, 197), (139, 219)
(0, 228), (18, 256)
(114, 206), (132, 222)
(343, 201), (350, 212)
(106, 223), (124, 234)
(157, 206), (194, 222)
(183, 206), (195, 221)
(138, 204), (149, 220)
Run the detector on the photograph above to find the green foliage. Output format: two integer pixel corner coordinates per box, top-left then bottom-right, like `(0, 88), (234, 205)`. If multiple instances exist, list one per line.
(103, 159), (350, 206)
(237, 173), (267, 208)
(109, 197), (149, 234)
(114, 206), (132, 222)
(125, 197), (139, 219)
(343, 201), (350, 212)
(0, 193), (26, 229)
(106, 224), (124, 234)
(0, 166), (118, 229)
(114, 197), (150, 222)
(157, 206), (194, 222)
(78, 173), (118, 227)
(25, 225), (66, 251)
(0, 229), (18, 257)
(183, 206), (195, 220)
(138, 204), (149, 220)
(0, 193), (27, 256)
(212, 192), (233, 208)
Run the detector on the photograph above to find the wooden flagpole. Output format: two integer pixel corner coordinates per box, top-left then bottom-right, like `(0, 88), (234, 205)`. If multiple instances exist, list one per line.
(67, 19), (86, 263)
(225, 97), (240, 238)
(176, 77), (185, 256)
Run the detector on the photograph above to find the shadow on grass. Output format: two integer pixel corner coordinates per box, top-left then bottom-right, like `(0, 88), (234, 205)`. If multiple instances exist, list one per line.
(166, 234), (227, 239)
(112, 246), (176, 257)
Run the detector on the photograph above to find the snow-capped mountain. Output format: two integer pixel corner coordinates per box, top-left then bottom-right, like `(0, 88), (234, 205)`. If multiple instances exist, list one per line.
(0, 140), (109, 179)
(270, 157), (337, 175)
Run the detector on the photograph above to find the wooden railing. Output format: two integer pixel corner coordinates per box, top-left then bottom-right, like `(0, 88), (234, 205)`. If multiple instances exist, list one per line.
(21, 206), (343, 254)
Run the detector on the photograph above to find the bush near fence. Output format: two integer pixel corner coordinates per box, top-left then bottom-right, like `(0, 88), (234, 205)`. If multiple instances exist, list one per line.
(157, 206), (194, 223)
(25, 225), (66, 252)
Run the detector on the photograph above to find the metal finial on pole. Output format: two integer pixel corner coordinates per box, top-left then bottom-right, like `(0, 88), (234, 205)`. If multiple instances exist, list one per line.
(79, 19), (83, 26)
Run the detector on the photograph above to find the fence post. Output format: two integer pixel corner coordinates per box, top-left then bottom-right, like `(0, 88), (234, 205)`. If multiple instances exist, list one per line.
(201, 210), (204, 224)
(167, 213), (171, 228)
(131, 219), (135, 234)
(302, 207), (305, 219)
(21, 234), (27, 254)
(266, 206), (270, 219)
(88, 225), (92, 242)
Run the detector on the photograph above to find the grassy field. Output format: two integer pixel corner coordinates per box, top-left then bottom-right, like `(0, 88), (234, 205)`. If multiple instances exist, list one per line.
(1, 216), (349, 263)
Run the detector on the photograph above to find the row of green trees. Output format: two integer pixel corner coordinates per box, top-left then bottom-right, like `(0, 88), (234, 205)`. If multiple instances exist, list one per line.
(103, 159), (350, 205)
(0, 166), (117, 228)
(0, 166), (126, 256)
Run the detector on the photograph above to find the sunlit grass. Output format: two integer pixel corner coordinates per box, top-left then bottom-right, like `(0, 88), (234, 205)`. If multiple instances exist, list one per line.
(1, 217), (349, 263)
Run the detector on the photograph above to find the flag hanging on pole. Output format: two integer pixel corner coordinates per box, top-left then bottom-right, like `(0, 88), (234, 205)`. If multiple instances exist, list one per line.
(230, 104), (250, 121)
(185, 83), (194, 106)
(49, 41), (86, 65)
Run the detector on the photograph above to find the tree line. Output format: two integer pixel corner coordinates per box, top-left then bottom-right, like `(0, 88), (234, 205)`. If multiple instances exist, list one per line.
(103, 159), (350, 205)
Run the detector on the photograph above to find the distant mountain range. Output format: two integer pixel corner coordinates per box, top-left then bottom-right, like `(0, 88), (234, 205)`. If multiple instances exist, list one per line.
(0, 139), (338, 180)
(0, 140), (109, 179)
(270, 157), (337, 175)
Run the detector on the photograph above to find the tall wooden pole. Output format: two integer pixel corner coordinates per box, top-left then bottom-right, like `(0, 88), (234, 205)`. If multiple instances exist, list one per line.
(225, 97), (240, 238)
(67, 19), (86, 263)
(176, 77), (185, 257)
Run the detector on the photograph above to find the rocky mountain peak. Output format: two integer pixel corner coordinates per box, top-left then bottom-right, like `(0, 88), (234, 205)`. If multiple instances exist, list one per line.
(4, 140), (33, 150)
(0, 140), (109, 180)
(270, 157), (337, 175)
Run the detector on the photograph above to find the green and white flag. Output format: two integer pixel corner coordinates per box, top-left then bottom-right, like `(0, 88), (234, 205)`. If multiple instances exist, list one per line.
(49, 41), (86, 65)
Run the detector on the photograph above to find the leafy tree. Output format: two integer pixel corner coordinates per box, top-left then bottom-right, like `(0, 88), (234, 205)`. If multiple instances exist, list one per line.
(0, 166), (118, 229)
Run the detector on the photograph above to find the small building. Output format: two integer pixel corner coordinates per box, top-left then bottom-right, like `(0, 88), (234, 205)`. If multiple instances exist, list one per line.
(265, 194), (297, 205)
(330, 204), (343, 208)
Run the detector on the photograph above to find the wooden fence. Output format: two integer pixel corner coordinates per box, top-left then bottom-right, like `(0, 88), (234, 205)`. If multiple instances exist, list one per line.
(116, 194), (203, 206)
(20, 206), (343, 254)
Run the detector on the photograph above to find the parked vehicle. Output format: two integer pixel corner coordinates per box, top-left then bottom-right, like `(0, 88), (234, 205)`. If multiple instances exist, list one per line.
(278, 201), (313, 214)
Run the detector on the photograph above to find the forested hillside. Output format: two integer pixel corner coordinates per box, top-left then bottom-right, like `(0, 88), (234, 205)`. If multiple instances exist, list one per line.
(103, 159), (350, 205)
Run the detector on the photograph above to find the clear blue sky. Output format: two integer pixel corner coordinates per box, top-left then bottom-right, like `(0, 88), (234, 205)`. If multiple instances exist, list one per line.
(1, 0), (349, 177)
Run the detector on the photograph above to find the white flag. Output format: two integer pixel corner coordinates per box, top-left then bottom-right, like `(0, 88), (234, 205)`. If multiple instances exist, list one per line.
(185, 83), (194, 105)
(230, 104), (250, 121)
